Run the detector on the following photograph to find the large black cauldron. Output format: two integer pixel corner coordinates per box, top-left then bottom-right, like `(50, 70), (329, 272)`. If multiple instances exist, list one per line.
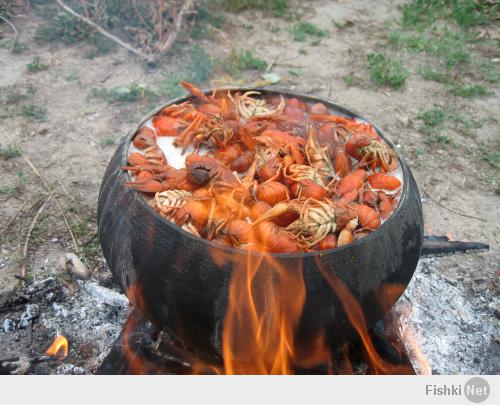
(97, 88), (423, 356)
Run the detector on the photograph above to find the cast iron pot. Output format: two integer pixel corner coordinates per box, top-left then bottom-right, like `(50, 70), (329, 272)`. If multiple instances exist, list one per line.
(97, 88), (424, 356)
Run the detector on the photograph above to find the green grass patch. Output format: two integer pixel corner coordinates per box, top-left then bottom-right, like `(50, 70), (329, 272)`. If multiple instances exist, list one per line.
(218, 0), (292, 17)
(387, 2), (497, 97)
(418, 66), (454, 83)
(290, 21), (327, 42)
(35, 12), (91, 44)
(0, 185), (17, 194)
(418, 106), (448, 127)
(0, 144), (21, 159)
(190, 5), (227, 39)
(366, 53), (409, 89)
(478, 60), (500, 84)
(20, 103), (47, 120)
(477, 139), (500, 170)
(343, 73), (364, 87)
(183, 45), (213, 84)
(2, 84), (36, 105)
(451, 82), (489, 98)
(92, 83), (157, 103)
(419, 66), (494, 98)
(477, 138), (500, 189)
(388, 28), (470, 69)
(416, 105), (483, 145)
(0, 171), (27, 195)
(100, 134), (121, 147)
(401, 0), (498, 30)
(5, 88), (28, 104)
(218, 49), (267, 77)
(27, 56), (50, 73)
(416, 106), (452, 145)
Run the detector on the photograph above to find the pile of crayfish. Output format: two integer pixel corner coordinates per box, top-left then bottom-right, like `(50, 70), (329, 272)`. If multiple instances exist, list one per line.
(122, 81), (402, 253)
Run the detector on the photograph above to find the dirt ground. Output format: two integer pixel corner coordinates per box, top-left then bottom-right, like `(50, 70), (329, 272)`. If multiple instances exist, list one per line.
(0, 0), (498, 371)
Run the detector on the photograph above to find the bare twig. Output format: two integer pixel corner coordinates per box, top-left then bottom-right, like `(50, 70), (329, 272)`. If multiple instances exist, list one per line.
(0, 201), (27, 238)
(132, 0), (154, 33)
(157, 0), (192, 56)
(422, 188), (487, 223)
(20, 191), (54, 281)
(265, 61), (275, 74)
(56, 178), (76, 203)
(20, 152), (78, 249)
(78, 0), (90, 19)
(0, 14), (18, 52)
(54, 0), (155, 62)
(56, 178), (84, 223)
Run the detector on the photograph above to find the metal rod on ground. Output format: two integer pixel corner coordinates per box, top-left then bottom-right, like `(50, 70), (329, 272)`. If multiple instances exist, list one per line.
(421, 235), (489, 256)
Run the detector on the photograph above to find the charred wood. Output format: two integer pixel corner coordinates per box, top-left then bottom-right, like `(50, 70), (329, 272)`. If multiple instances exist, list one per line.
(422, 236), (489, 256)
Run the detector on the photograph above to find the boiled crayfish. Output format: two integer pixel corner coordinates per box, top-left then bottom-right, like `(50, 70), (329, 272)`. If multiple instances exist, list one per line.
(123, 82), (402, 253)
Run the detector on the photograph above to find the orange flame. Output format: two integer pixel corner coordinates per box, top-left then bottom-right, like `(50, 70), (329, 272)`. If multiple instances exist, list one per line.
(123, 216), (428, 374)
(221, 251), (308, 374)
(316, 261), (414, 375)
(123, 283), (155, 375)
(46, 335), (68, 358)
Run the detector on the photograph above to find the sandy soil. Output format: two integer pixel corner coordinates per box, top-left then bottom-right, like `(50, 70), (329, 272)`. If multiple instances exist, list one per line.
(0, 0), (498, 371)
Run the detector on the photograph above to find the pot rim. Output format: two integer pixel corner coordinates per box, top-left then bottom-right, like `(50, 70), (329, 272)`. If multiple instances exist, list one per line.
(121, 86), (413, 259)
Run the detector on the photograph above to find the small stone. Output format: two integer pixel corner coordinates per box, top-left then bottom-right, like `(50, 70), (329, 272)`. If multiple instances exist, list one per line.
(18, 304), (40, 328)
(3, 319), (15, 332)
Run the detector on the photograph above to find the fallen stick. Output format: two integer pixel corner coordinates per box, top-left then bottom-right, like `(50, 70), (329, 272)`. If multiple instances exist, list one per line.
(0, 15), (18, 52)
(157, 0), (192, 56)
(20, 151), (78, 250)
(54, 0), (155, 62)
(20, 192), (54, 281)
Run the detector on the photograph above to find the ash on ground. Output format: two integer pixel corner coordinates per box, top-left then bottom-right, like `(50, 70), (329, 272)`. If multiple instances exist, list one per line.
(394, 256), (500, 374)
(0, 266), (129, 375)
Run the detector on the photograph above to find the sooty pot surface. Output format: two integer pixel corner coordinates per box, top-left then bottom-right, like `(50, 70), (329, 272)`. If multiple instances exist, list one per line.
(97, 88), (423, 356)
